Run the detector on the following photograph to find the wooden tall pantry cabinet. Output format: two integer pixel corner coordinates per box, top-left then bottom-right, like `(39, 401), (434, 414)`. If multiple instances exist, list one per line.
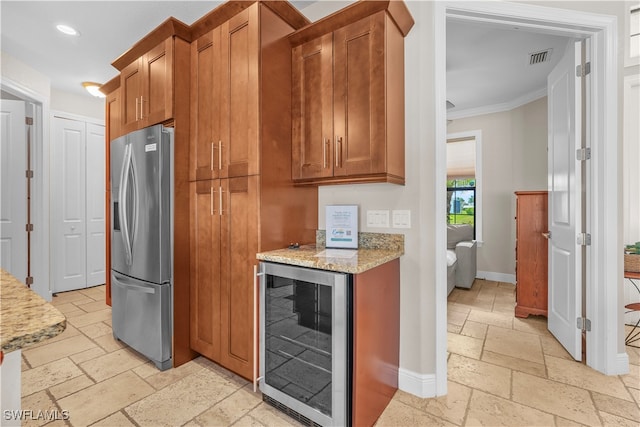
(188, 2), (317, 380)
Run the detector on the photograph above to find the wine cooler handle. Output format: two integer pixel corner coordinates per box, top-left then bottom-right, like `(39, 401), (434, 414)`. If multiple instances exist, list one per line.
(253, 264), (259, 393)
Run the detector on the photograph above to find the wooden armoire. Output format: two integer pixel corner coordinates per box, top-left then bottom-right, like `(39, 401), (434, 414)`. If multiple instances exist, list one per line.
(514, 191), (548, 318)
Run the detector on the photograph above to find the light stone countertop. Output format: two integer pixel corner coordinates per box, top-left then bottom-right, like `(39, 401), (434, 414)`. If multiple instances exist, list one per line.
(257, 232), (404, 274)
(1, 269), (66, 353)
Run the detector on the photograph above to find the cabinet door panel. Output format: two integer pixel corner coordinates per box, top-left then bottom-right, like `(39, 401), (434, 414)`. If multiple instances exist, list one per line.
(221, 6), (259, 178)
(292, 34), (334, 180)
(190, 180), (221, 360)
(219, 176), (258, 378)
(121, 59), (143, 134)
(334, 13), (385, 177)
(191, 29), (222, 181)
(106, 89), (122, 141)
(144, 39), (173, 126)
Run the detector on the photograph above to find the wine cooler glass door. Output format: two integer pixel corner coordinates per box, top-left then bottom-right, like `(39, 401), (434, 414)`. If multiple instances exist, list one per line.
(259, 262), (347, 426)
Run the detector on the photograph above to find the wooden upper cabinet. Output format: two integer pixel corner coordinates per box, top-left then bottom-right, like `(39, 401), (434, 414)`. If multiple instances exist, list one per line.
(190, 5), (259, 181)
(101, 76), (123, 142)
(333, 14), (386, 178)
(292, 33), (334, 181)
(121, 38), (174, 134)
(290, 2), (413, 186)
(106, 90), (122, 142)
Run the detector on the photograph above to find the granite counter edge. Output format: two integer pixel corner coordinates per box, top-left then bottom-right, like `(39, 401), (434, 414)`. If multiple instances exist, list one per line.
(256, 251), (403, 274)
(1, 318), (67, 354)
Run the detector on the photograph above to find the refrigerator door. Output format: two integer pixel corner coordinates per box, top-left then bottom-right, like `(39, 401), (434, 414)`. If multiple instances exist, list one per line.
(111, 270), (172, 370)
(111, 125), (172, 284)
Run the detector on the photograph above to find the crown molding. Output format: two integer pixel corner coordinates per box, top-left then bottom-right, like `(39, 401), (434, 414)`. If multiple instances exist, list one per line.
(447, 87), (547, 120)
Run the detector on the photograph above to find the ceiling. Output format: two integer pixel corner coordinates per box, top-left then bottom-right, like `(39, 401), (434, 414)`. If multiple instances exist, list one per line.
(446, 18), (571, 118)
(1, 1), (571, 116)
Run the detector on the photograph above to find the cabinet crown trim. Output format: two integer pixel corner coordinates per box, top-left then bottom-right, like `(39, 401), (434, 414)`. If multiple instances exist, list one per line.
(100, 75), (120, 95)
(288, 0), (414, 47)
(111, 17), (191, 71)
(190, 1), (310, 40)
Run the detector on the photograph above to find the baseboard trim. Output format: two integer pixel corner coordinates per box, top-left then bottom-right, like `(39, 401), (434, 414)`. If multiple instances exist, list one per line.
(398, 368), (437, 398)
(477, 271), (516, 284)
(612, 351), (630, 375)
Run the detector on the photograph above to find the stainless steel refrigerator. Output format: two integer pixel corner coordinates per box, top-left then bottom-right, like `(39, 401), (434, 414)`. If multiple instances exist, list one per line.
(110, 124), (173, 370)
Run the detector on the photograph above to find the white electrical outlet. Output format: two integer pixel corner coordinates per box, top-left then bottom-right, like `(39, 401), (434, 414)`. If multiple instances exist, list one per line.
(392, 210), (411, 228)
(366, 210), (389, 228)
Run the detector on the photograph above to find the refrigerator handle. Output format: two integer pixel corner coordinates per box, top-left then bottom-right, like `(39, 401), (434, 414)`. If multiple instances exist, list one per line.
(112, 273), (155, 294)
(120, 144), (133, 265)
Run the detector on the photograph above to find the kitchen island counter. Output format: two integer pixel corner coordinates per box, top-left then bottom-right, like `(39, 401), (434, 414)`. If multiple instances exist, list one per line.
(1, 269), (66, 353)
(256, 232), (404, 274)
(1, 269), (66, 423)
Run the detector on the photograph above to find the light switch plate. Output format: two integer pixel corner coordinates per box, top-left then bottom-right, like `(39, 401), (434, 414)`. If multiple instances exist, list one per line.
(392, 210), (411, 228)
(366, 210), (389, 228)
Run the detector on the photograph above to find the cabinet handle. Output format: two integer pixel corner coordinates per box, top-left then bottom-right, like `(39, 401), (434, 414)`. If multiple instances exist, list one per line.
(214, 187), (216, 216)
(323, 138), (326, 168)
(218, 141), (223, 171)
(135, 98), (139, 121)
(214, 141), (215, 170)
(335, 136), (343, 168)
(323, 138), (330, 169)
(140, 96), (144, 119)
(219, 185), (224, 216)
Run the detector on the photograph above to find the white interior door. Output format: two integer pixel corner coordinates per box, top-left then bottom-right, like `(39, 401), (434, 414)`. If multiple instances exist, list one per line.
(547, 40), (582, 361)
(86, 123), (106, 287)
(0, 100), (27, 281)
(52, 117), (87, 292)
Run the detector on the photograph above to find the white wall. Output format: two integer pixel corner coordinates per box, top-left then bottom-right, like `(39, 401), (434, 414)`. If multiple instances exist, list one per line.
(447, 97), (548, 278)
(1, 52), (50, 98)
(51, 88), (104, 120)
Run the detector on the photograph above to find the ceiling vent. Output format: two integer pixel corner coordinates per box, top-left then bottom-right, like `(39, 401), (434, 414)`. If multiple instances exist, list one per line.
(529, 49), (553, 65)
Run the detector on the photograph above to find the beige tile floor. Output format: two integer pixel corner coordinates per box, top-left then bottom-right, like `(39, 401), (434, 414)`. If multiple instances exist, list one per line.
(20, 279), (640, 426)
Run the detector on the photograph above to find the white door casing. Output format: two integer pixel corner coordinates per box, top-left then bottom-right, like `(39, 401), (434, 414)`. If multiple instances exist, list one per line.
(547, 40), (582, 361)
(86, 123), (106, 287)
(0, 99), (27, 281)
(52, 117), (87, 292)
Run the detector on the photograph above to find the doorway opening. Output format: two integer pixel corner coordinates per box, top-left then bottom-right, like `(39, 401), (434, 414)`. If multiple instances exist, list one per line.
(435, 1), (623, 396)
(1, 78), (50, 300)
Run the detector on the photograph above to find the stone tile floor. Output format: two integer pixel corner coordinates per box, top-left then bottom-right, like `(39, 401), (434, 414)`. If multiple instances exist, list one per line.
(20, 279), (640, 426)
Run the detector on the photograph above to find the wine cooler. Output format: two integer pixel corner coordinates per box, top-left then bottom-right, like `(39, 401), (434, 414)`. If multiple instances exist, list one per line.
(259, 262), (351, 426)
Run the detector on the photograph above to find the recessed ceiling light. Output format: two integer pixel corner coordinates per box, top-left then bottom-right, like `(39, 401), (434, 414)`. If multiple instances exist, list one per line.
(56, 24), (79, 36)
(82, 82), (106, 98)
